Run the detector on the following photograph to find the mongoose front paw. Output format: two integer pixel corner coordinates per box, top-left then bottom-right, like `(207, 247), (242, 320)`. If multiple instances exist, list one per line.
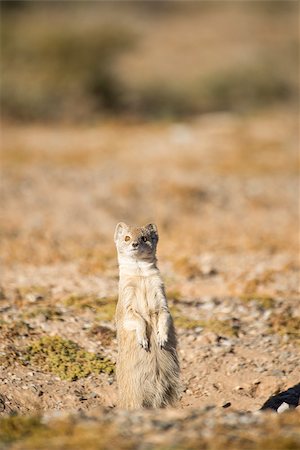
(157, 332), (168, 348)
(138, 336), (149, 351)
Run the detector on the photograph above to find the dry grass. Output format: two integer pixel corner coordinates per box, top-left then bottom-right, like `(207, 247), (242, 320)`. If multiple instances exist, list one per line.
(63, 295), (117, 323)
(171, 304), (238, 336)
(0, 415), (134, 450)
(0, 410), (299, 450)
(268, 312), (300, 345)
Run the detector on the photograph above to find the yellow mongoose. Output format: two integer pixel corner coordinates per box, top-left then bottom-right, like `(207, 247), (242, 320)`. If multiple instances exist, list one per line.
(114, 222), (180, 409)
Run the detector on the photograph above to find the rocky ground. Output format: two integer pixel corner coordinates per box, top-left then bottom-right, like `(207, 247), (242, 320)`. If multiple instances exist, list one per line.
(1, 109), (299, 448)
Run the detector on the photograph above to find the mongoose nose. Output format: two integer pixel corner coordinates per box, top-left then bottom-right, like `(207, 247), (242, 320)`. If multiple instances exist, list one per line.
(132, 242), (139, 248)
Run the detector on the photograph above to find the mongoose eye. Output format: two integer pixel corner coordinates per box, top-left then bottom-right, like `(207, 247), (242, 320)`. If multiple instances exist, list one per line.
(142, 236), (147, 242)
(125, 236), (131, 242)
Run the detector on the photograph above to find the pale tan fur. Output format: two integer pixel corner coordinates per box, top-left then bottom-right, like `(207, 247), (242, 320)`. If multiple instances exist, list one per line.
(114, 222), (181, 409)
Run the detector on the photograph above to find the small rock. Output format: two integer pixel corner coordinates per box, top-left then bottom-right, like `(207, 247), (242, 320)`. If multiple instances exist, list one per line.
(30, 385), (39, 393)
(234, 386), (244, 391)
(26, 293), (44, 303)
(222, 402), (231, 409)
(277, 402), (290, 414)
(201, 265), (218, 276)
(221, 339), (233, 347)
(255, 367), (268, 373)
(195, 327), (203, 334)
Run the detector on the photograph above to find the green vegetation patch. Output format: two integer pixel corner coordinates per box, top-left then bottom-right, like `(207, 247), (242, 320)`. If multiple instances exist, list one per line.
(0, 415), (134, 450)
(166, 289), (182, 303)
(202, 319), (238, 337)
(268, 313), (300, 344)
(197, 62), (293, 113)
(171, 306), (238, 336)
(173, 257), (202, 279)
(240, 294), (276, 310)
(22, 307), (63, 321)
(170, 306), (203, 330)
(2, 320), (33, 339)
(64, 294), (117, 322)
(24, 335), (115, 381)
(2, 15), (137, 121)
(0, 415), (43, 445)
(17, 285), (50, 301)
(88, 325), (116, 346)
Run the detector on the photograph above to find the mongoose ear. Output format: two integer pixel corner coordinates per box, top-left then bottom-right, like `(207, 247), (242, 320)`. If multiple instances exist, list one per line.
(114, 222), (127, 242)
(145, 223), (158, 237)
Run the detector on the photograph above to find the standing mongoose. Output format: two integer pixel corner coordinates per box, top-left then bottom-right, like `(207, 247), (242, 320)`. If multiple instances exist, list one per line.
(114, 222), (181, 409)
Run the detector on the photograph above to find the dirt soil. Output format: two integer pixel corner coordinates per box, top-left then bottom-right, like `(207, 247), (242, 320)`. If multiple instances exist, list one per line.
(1, 109), (299, 448)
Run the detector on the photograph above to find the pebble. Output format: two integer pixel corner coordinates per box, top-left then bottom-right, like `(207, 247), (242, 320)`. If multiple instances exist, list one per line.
(201, 302), (215, 311)
(255, 367), (268, 373)
(221, 339), (233, 347)
(222, 402), (231, 408)
(277, 402), (290, 414)
(195, 327), (203, 334)
(26, 293), (44, 303)
(234, 386), (244, 391)
(211, 347), (225, 355)
(201, 265), (218, 276)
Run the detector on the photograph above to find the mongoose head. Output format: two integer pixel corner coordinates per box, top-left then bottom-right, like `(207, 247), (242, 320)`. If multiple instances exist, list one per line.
(114, 222), (158, 260)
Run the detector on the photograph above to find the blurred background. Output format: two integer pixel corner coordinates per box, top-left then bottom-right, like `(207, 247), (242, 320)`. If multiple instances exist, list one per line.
(1, 0), (299, 262)
(0, 0), (300, 428)
(1, 1), (298, 122)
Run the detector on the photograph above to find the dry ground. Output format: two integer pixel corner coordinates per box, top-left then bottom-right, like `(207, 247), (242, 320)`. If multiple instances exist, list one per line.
(0, 108), (299, 448)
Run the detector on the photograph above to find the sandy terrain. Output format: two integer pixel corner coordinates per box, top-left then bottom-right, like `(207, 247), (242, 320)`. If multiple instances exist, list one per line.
(0, 108), (299, 448)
